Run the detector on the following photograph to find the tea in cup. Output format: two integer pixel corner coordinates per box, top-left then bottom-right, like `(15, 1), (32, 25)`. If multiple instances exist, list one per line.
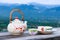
(28, 28), (38, 35)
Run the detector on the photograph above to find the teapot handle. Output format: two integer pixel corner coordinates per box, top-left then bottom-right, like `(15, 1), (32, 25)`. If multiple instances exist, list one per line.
(10, 9), (24, 23)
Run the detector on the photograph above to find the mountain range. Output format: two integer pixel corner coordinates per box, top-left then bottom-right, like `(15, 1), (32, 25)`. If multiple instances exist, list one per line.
(0, 3), (60, 22)
(0, 3), (60, 25)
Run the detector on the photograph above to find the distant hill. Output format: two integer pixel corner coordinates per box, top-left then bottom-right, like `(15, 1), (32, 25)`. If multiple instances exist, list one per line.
(0, 3), (60, 21)
(0, 3), (60, 28)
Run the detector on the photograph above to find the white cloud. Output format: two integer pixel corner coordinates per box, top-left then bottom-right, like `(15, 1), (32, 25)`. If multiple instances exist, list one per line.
(0, 0), (60, 5)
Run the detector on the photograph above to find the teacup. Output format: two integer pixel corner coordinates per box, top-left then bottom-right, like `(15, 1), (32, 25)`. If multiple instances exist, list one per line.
(38, 26), (53, 34)
(28, 28), (38, 35)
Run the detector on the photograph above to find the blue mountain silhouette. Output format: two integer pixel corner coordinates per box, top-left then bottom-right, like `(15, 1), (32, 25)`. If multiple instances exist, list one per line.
(0, 3), (60, 29)
(0, 3), (60, 22)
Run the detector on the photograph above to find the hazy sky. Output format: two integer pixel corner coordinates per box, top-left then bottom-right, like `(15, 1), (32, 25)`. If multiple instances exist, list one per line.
(0, 0), (60, 5)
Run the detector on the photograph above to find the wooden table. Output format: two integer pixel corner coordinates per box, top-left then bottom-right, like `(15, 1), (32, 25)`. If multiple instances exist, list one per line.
(0, 28), (60, 40)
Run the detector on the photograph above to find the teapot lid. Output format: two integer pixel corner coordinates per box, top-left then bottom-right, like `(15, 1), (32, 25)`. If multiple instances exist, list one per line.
(12, 17), (23, 23)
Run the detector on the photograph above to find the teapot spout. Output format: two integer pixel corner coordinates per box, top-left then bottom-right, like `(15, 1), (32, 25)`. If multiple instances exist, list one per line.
(24, 21), (27, 24)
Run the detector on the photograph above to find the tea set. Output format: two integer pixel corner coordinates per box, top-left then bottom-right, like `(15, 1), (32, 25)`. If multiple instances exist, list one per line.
(7, 9), (54, 35)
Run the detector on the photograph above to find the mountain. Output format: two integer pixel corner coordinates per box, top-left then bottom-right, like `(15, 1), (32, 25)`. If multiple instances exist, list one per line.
(0, 3), (60, 21)
(41, 6), (60, 21)
(0, 3), (60, 28)
(0, 3), (47, 21)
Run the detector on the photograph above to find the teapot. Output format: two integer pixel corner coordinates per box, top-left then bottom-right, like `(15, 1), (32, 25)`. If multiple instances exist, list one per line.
(7, 9), (27, 35)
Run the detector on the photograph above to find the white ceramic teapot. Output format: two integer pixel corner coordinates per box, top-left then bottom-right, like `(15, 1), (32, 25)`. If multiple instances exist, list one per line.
(7, 9), (27, 35)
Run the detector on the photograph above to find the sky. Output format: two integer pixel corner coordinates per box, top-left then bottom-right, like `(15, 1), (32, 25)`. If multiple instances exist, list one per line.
(0, 0), (60, 5)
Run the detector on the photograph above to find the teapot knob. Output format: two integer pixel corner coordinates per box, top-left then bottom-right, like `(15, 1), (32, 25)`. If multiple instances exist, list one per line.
(15, 17), (18, 19)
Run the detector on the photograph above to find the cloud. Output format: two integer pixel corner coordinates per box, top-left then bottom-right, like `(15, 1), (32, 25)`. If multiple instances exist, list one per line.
(0, 0), (60, 5)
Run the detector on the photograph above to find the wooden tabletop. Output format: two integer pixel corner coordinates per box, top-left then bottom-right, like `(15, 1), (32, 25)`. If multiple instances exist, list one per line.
(0, 28), (60, 40)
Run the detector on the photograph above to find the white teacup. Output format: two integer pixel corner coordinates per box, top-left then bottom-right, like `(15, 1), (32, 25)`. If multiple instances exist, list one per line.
(38, 26), (53, 33)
